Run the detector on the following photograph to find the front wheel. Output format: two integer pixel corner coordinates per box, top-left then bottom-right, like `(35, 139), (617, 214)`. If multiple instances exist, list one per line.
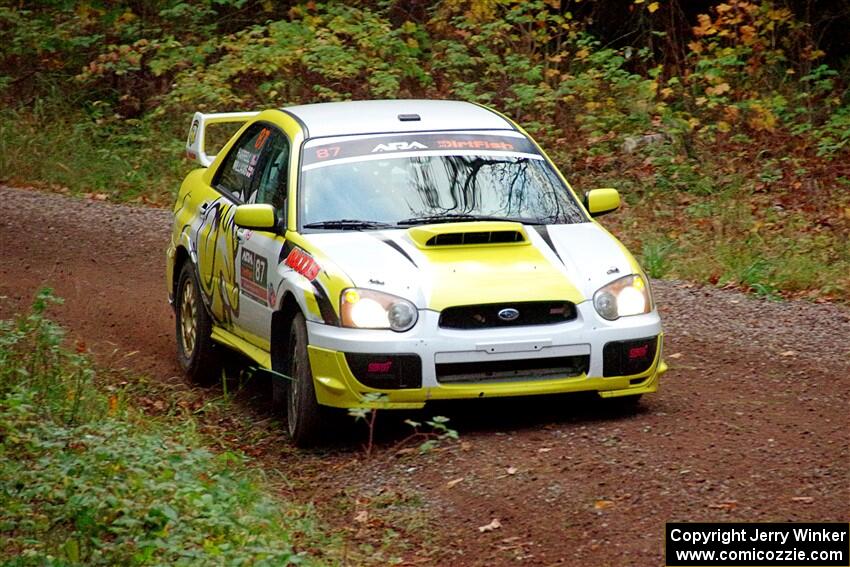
(285, 312), (324, 447)
(175, 262), (219, 384)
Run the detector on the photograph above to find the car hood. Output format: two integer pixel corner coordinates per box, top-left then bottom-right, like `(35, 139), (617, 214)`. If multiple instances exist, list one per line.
(300, 222), (637, 309)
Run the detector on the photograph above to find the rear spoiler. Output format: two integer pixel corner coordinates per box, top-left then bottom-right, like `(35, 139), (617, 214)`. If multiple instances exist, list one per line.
(185, 111), (260, 167)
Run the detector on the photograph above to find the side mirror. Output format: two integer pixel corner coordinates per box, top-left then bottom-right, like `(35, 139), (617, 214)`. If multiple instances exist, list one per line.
(584, 188), (620, 217)
(234, 204), (278, 231)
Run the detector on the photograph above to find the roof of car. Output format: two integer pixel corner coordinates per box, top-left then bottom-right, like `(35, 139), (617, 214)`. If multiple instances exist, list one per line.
(280, 99), (516, 139)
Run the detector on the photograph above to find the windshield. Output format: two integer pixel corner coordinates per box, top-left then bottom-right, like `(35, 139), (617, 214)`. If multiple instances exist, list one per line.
(299, 132), (587, 229)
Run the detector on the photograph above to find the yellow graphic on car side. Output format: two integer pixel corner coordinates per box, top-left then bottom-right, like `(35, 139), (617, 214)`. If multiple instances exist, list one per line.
(195, 197), (241, 325)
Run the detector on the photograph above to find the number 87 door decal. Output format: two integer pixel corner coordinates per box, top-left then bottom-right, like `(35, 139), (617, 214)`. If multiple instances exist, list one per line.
(240, 248), (270, 306)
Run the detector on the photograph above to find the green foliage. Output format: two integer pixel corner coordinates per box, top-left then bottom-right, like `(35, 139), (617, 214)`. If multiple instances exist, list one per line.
(0, 289), (100, 426)
(812, 103), (850, 156)
(162, 3), (430, 112)
(403, 416), (460, 454)
(0, 290), (329, 565)
(640, 238), (676, 279)
(349, 395), (459, 456)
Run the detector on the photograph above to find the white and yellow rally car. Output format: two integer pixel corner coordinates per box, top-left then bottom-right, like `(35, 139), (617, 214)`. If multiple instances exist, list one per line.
(166, 100), (667, 445)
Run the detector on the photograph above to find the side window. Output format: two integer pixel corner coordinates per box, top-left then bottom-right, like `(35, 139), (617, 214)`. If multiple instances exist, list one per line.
(214, 124), (273, 202)
(247, 131), (290, 212)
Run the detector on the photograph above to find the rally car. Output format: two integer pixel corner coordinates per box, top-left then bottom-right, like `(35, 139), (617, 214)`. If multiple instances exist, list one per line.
(166, 100), (667, 446)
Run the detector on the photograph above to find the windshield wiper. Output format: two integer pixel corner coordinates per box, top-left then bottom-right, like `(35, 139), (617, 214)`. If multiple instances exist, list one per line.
(396, 214), (546, 226)
(303, 219), (396, 230)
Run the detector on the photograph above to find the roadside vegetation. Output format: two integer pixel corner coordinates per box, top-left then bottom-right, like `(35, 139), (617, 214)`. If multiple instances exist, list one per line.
(0, 0), (847, 300)
(0, 289), (338, 565)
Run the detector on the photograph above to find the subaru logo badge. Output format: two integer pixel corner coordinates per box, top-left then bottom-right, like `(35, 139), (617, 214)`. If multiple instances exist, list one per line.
(497, 308), (520, 322)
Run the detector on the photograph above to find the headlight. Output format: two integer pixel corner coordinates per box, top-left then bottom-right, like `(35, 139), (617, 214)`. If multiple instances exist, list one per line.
(340, 288), (418, 332)
(593, 274), (651, 320)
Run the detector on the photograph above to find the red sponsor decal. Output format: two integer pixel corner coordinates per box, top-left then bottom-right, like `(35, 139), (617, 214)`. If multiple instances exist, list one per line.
(367, 361), (393, 373)
(241, 278), (269, 304)
(284, 248), (321, 280)
(628, 345), (649, 359)
(255, 128), (271, 149)
(436, 139), (515, 151)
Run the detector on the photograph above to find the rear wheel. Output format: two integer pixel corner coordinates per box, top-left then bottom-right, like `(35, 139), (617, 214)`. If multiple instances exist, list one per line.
(285, 312), (324, 447)
(175, 262), (219, 384)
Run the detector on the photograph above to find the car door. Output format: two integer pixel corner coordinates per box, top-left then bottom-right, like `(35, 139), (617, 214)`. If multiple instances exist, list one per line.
(233, 128), (290, 345)
(196, 122), (270, 327)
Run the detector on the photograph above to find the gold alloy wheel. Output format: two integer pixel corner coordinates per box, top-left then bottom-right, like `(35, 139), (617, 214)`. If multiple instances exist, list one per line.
(180, 278), (197, 355)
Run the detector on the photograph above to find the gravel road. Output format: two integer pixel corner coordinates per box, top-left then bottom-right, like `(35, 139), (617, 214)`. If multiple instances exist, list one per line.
(1, 185), (847, 566)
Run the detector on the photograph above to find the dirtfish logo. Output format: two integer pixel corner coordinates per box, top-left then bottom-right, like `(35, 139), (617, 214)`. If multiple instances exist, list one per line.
(371, 141), (428, 153)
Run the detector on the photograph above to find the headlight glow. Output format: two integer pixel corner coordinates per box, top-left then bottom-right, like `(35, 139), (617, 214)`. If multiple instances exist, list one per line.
(349, 298), (389, 328)
(341, 288), (418, 332)
(617, 286), (647, 316)
(593, 274), (651, 320)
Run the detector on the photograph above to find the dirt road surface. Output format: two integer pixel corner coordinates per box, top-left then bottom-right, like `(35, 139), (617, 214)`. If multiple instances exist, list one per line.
(1, 185), (848, 566)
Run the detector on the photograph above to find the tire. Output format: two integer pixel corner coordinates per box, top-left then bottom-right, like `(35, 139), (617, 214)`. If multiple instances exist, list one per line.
(285, 312), (324, 447)
(175, 262), (220, 385)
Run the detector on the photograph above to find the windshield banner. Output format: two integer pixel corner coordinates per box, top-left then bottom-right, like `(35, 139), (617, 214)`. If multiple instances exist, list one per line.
(302, 133), (542, 168)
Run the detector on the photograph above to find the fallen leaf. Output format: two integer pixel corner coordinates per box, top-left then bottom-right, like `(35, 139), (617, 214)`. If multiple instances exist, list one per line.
(668, 352), (683, 359)
(780, 350), (798, 357)
(791, 496), (814, 504)
(708, 500), (738, 511)
(460, 441), (472, 451)
(538, 447), (553, 453)
(354, 510), (369, 523)
(506, 466), (517, 475)
(706, 82), (731, 96)
(594, 500), (615, 510)
(446, 477), (464, 489)
(478, 518), (502, 532)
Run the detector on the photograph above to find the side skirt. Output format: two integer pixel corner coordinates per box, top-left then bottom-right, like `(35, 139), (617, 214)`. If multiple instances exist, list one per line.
(211, 326), (272, 369)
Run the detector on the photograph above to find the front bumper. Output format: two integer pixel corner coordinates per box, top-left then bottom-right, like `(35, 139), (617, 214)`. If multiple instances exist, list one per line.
(305, 301), (666, 409)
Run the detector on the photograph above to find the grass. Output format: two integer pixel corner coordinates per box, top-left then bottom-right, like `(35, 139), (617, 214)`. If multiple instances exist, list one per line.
(0, 289), (338, 565)
(640, 238), (676, 279)
(629, 194), (850, 300)
(0, 105), (186, 205)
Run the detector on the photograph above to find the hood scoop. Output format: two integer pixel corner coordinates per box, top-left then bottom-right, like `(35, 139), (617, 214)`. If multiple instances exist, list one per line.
(407, 221), (529, 249)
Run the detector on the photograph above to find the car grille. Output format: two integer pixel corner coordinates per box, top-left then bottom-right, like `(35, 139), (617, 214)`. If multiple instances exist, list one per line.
(438, 301), (577, 329)
(436, 355), (589, 384)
